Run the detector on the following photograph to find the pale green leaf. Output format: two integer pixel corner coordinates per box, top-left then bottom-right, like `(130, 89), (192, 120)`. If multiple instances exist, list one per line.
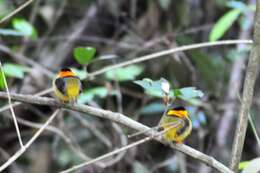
(174, 87), (204, 100)
(3, 63), (29, 79)
(140, 102), (165, 115)
(239, 161), (250, 170)
(242, 158), (260, 173)
(159, 0), (171, 10)
(78, 87), (114, 104)
(0, 29), (24, 36)
(209, 9), (241, 41)
(71, 68), (87, 80)
(12, 18), (38, 40)
(226, 1), (247, 12)
(106, 65), (143, 81)
(133, 161), (151, 173)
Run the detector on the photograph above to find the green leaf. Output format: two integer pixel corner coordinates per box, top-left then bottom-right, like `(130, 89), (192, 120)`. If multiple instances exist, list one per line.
(226, 1), (247, 12)
(0, 69), (5, 89)
(133, 161), (151, 173)
(239, 161), (250, 170)
(78, 87), (115, 104)
(140, 102), (165, 115)
(71, 68), (87, 80)
(209, 9), (241, 41)
(134, 78), (171, 98)
(242, 158), (260, 173)
(12, 18), (38, 40)
(174, 87), (204, 100)
(159, 0), (171, 10)
(3, 63), (29, 79)
(0, 29), (24, 36)
(106, 65), (143, 81)
(73, 47), (96, 65)
(134, 78), (168, 91)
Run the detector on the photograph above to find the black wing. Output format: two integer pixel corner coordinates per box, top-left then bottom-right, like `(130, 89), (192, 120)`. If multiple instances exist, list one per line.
(55, 77), (66, 95)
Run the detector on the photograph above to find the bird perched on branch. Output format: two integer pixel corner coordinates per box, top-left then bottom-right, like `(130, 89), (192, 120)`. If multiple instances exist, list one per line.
(53, 68), (82, 103)
(159, 106), (192, 143)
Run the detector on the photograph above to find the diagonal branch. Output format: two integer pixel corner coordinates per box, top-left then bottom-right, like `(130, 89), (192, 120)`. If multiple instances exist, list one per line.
(0, 109), (60, 172)
(0, 92), (234, 173)
(0, 0), (34, 24)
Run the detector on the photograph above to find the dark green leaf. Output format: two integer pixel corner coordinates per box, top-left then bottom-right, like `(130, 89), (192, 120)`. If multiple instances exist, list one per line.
(209, 9), (241, 41)
(106, 65), (143, 81)
(12, 18), (38, 40)
(3, 63), (29, 79)
(73, 47), (96, 65)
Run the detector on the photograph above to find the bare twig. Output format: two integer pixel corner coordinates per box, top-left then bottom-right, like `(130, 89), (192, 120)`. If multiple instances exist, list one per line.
(60, 125), (173, 173)
(0, 61), (24, 148)
(88, 40), (252, 79)
(60, 134), (154, 173)
(0, 92), (234, 173)
(0, 109), (60, 172)
(0, 44), (54, 78)
(0, 88), (52, 114)
(0, 0), (34, 24)
(230, 1), (260, 171)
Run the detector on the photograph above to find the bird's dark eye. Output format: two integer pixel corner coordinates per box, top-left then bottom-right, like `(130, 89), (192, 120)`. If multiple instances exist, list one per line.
(173, 106), (186, 111)
(60, 68), (71, 72)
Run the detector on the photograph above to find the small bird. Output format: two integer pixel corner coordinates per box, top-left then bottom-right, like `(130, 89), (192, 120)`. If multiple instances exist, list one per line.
(159, 106), (192, 143)
(53, 68), (82, 103)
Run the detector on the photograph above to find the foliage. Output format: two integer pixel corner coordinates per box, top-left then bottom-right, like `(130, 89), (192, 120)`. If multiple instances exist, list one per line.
(73, 47), (96, 65)
(134, 78), (204, 102)
(12, 18), (38, 39)
(241, 158), (260, 173)
(106, 65), (144, 81)
(210, 9), (241, 41)
(78, 87), (115, 104)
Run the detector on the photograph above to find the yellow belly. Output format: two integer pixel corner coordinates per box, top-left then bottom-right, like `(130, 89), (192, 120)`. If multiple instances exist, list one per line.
(160, 116), (192, 143)
(53, 77), (81, 102)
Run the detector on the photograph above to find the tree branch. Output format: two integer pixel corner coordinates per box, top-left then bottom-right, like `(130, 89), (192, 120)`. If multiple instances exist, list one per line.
(0, 0), (34, 24)
(0, 109), (60, 172)
(229, 0), (260, 171)
(0, 92), (234, 173)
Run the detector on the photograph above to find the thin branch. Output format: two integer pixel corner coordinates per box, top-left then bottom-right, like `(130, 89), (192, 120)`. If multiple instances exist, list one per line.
(0, 0), (34, 24)
(0, 109), (60, 172)
(88, 39), (252, 78)
(60, 128), (165, 173)
(229, 1), (260, 171)
(0, 88), (52, 113)
(0, 92), (234, 173)
(0, 44), (54, 78)
(0, 61), (24, 148)
(0, 39), (253, 110)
